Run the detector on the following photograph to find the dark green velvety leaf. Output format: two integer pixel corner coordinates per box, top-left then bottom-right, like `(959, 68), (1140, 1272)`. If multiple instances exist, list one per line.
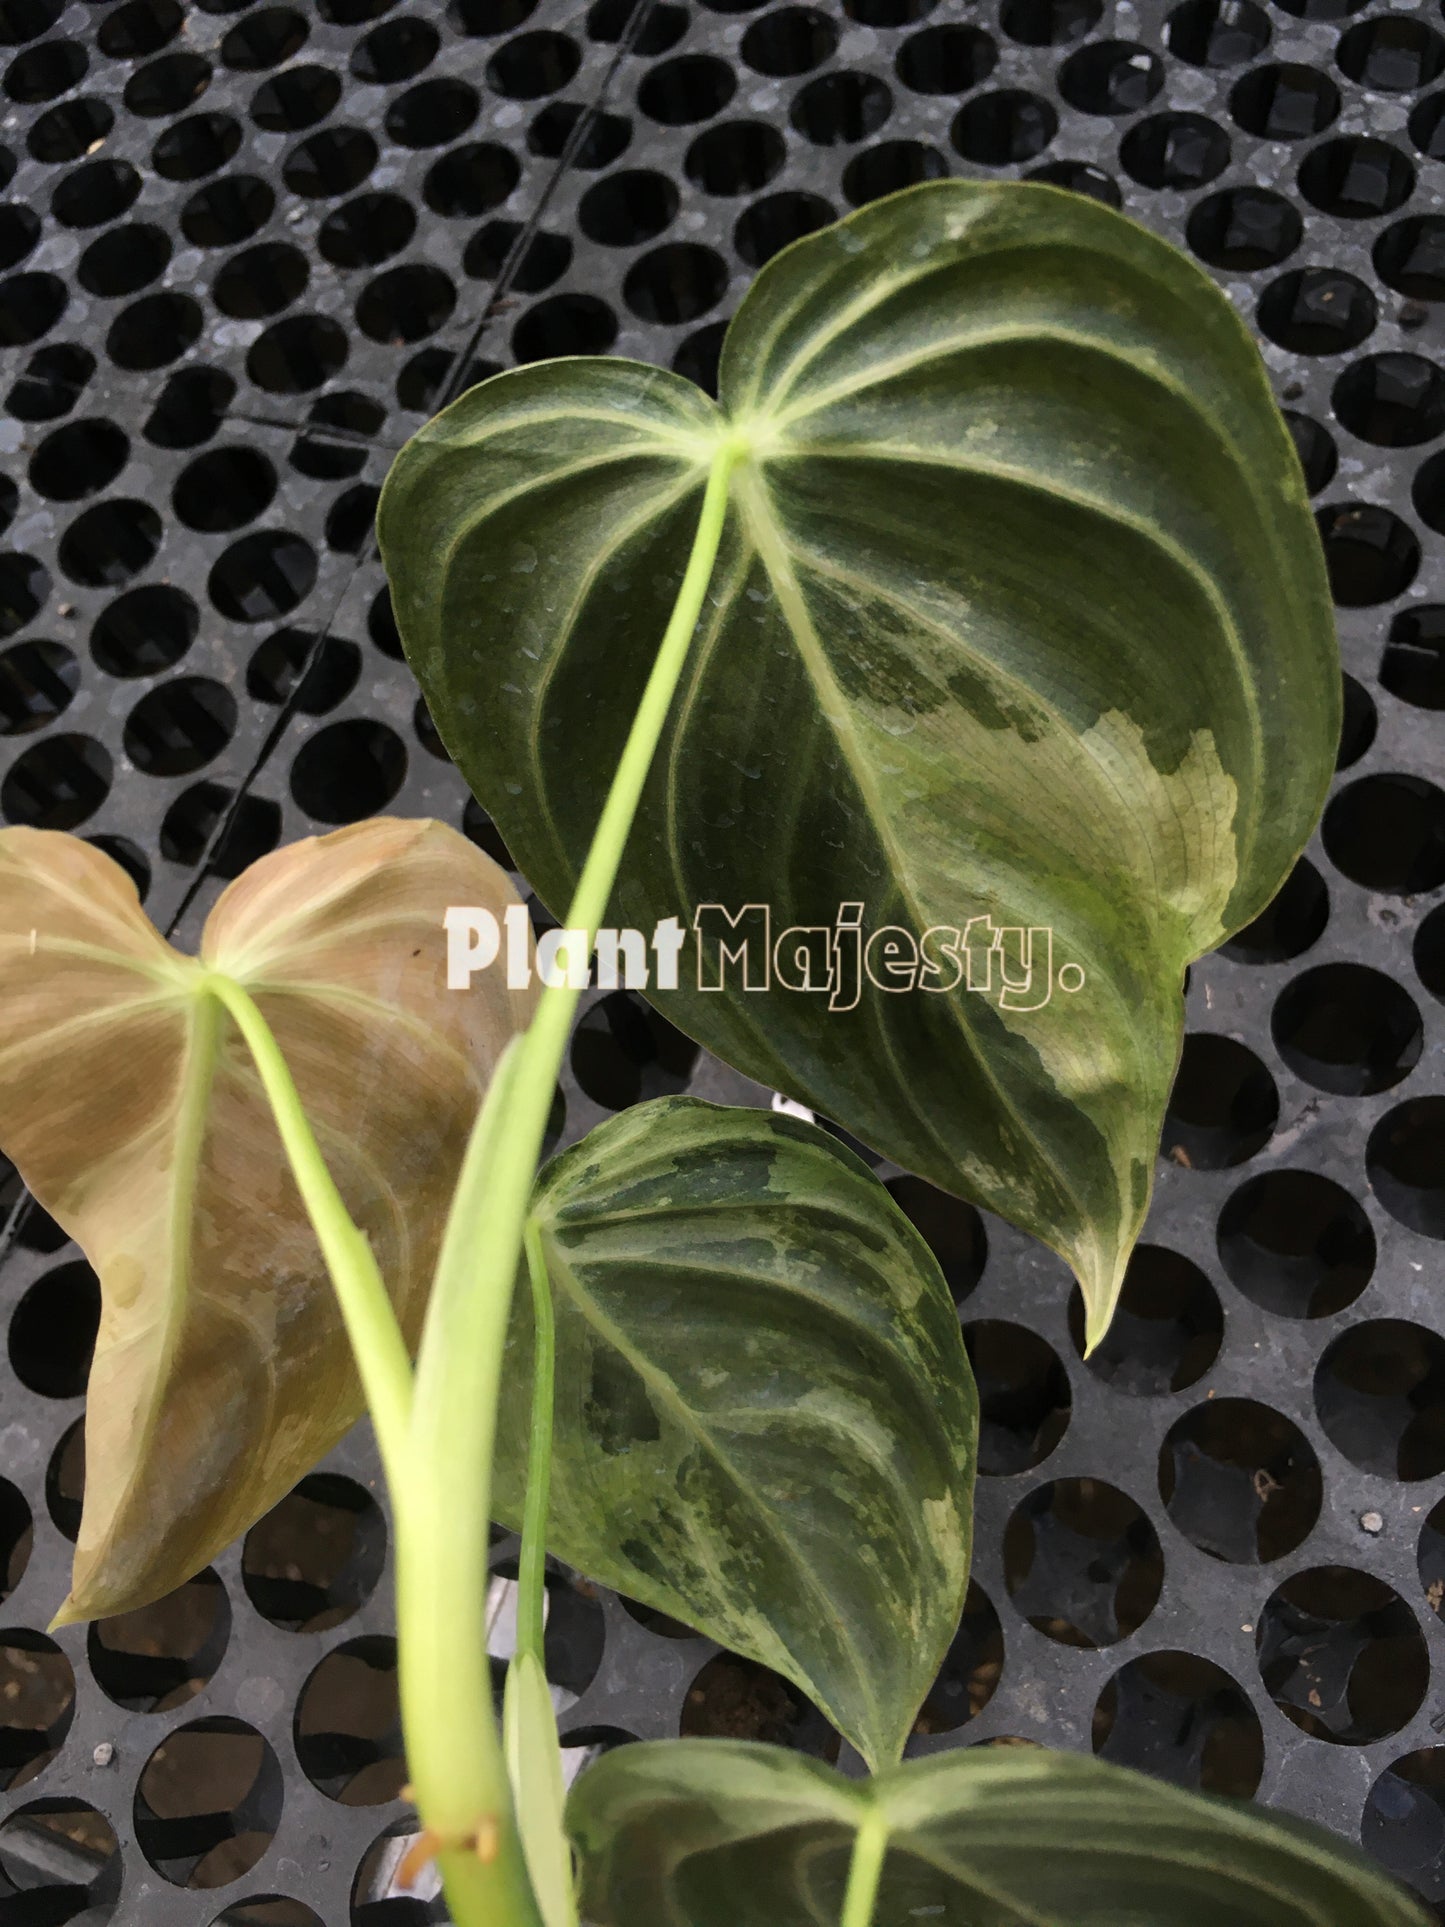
(568, 1740), (1429, 1927)
(495, 1098), (976, 1771)
(379, 178), (1339, 1343)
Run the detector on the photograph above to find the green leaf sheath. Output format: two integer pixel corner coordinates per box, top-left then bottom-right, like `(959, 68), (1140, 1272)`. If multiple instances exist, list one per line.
(568, 1741), (1430, 1927)
(380, 179), (1339, 1344)
(495, 1098), (978, 1771)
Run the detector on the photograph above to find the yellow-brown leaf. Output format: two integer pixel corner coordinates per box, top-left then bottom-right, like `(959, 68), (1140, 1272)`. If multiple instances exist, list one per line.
(0, 820), (535, 1624)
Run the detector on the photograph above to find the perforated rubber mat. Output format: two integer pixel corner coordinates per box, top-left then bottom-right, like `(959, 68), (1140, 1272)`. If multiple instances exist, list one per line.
(2, 0), (1445, 1920)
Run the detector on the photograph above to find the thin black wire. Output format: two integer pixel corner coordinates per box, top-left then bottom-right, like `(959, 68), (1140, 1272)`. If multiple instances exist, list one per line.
(0, 1), (668, 1280)
(160, 0), (665, 945)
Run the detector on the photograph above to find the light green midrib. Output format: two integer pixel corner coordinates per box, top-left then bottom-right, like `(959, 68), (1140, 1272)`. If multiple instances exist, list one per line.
(534, 1217), (891, 1763)
(724, 200), (1011, 417)
(537, 1126), (969, 1484)
(81, 986), (222, 1592)
(518, 469), (705, 880)
(425, 404), (708, 454)
(238, 978), (481, 1089)
(897, 1828), (1329, 1927)
(552, 1188), (935, 1248)
(729, 460), (1103, 1277)
(768, 313), (1267, 463)
(2, 860), (179, 973)
(223, 899), (482, 976)
(862, 1830), (1065, 1927)
(656, 532), (803, 1096)
(0, 934), (178, 982)
(160, 995), (221, 1404)
(785, 432), (1267, 897)
(775, 529), (1189, 1144)
(203, 825), (510, 974)
(740, 266), (1325, 933)
(430, 443), (705, 655)
(0, 992), (178, 1075)
(736, 247), (953, 417)
(542, 1245), (947, 1493)
(225, 1051), (413, 1331)
(895, 1757), (1401, 1919)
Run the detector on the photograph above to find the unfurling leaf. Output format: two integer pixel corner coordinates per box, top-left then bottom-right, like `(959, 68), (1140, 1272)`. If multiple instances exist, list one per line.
(504, 1651), (579, 1927)
(0, 821), (536, 1623)
(568, 1739), (1429, 1927)
(496, 1098), (977, 1771)
(381, 177), (1339, 1344)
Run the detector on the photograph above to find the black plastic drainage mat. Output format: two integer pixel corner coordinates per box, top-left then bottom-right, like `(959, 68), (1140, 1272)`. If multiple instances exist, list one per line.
(2, 0), (1445, 1920)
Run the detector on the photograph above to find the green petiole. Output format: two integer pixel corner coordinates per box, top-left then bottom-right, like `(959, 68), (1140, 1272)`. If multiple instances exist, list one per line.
(840, 1811), (890, 1927)
(517, 1216), (557, 1667)
(200, 969), (414, 1494)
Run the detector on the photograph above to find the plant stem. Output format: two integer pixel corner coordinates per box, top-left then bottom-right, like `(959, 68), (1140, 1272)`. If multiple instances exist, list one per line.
(205, 968), (541, 1920)
(394, 1040), (543, 1927)
(398, 436), (742, 1927)
(517, 1217), (556, 1665)
(839, 1811), (890, 1927)
(202, 971), (414, 1489)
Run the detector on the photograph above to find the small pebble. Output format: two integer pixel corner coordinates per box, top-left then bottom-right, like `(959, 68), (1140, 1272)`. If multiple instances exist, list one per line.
(93, 1742), (115, 1767)
(1360, 1510), (1384, 1535)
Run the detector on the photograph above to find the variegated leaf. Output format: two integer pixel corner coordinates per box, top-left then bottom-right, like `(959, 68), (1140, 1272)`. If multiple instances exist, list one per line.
(380, 178), (1338, 1344)
(568, 1740), (1429, 1927)
(495, 1098), (977, 1771)
(0, 821), (535, 1622)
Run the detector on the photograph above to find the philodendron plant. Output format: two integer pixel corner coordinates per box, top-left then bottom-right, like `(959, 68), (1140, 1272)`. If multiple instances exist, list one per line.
(0, 180), (1420, 1927)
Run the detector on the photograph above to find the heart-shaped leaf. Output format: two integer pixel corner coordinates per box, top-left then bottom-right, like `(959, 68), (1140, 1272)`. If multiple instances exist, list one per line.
(0, 821), (535, 1623)
(380, 177), (1338, 1343)
(496, 1098), (977, 1771)
(568, 1739), (1429, 1926)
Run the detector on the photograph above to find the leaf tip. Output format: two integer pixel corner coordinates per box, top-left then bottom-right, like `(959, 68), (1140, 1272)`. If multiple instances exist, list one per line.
(1086, 1294), (1117, 1356)
(1079, 1268), (1125, 1360)
(1073, 1216), (1140, 1357)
